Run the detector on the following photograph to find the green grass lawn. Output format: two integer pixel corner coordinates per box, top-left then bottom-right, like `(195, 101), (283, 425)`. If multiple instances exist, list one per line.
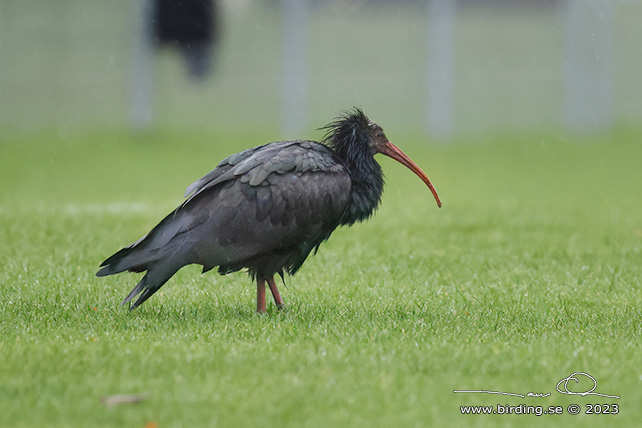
(1, 127), (641, 427)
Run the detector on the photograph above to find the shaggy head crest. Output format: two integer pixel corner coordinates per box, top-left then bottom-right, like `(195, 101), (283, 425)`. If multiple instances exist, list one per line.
(320, 108), (379, 161)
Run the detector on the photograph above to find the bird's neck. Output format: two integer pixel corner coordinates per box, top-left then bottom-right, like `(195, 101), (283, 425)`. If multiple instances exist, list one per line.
(341, 156), (385, 226)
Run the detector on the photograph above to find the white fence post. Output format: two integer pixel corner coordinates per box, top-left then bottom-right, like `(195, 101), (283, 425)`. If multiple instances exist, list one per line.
(130, 0), (154, 129)
(427, 0), (456, 140)
(281, 0), (307, 137)
(563, 0), (614, 132)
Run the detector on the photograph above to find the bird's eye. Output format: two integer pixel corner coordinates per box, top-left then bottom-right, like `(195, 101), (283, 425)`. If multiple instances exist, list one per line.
(375, 132), (383, 139)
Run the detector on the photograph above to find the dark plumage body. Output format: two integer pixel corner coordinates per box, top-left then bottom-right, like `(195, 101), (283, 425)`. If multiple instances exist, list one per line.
(97, 109), (441, 312)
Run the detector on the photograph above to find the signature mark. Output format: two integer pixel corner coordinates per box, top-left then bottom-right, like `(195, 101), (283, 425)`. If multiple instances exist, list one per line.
(454, 371), (620, 399)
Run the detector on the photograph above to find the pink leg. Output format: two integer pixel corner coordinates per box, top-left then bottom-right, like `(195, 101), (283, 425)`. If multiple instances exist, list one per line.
(267, 276), (285, 309)
(256, 278), (266, 313)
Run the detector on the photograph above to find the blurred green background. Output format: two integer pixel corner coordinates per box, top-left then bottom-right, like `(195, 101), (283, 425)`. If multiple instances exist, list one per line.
(1, 0), (641, 136)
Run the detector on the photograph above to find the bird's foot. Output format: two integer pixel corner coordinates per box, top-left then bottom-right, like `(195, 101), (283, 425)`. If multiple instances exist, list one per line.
(256, 278), (267, 313)
(256, 276), (286, 314)
(267, 276), (285, 308)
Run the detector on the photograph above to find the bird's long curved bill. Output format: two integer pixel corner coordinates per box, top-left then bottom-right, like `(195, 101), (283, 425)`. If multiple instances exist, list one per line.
(380, 141), (442, 207)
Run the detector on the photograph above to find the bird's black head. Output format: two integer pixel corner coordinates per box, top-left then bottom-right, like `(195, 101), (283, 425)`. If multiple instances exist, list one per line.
(321, 108), (389, 162)
(322, 108), (442, 208)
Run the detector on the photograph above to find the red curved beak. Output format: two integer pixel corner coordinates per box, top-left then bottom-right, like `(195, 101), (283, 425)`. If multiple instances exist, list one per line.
(379, 141), (442, 208)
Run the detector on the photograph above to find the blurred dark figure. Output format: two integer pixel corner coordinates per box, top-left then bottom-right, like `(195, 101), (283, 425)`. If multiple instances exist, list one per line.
(155, 0), (220, 80)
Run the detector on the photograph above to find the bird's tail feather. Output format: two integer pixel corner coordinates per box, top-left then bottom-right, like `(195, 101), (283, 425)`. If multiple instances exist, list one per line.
(121, 264), (180, 310)
(121, 274), (149, 307)
(96, 241), (150, 277)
